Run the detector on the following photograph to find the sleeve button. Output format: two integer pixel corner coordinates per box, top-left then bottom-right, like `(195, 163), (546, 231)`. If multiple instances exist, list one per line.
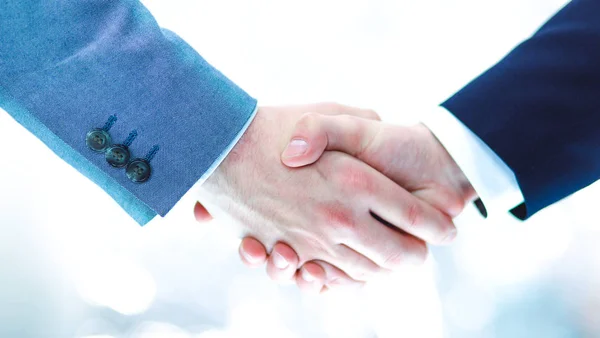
(126, 159), (152, 183)
(86, 129), (112, 152)
(105, 145), (131, 168)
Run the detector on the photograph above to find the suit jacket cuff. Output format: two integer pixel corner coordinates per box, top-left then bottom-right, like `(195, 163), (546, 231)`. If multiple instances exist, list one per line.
(0, 1), (257, 225)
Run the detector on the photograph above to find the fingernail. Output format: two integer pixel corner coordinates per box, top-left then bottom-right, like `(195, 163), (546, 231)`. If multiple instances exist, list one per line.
(441, 228), (458, 244)
(282, 139), (308, 158)
(241, 249), (262, 264)
(301, 268), (316, 282)
(272, 252), (289, 269)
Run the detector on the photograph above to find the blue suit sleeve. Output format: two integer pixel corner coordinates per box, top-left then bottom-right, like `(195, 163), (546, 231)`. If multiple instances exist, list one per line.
(441, 0), (600, 219)
(0, 1), (257, 225)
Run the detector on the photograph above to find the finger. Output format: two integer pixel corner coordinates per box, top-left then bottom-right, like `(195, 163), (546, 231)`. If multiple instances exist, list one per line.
(194, 201), (213, 222)
(266, 242), (300, 282)
(323, 244), (386, 282)
(413, 189), (466, 219)
(304, 260), (365, 290)
(239, 237), (268, 268)
(342, 213), (429, 270)
(282, 114), (381, 167)
(326, 155), (457, 246)
(295, 262), (326, 293)
(368, 175), (458, 246)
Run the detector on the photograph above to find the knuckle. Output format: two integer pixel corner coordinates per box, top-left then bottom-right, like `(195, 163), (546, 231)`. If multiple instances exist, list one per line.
(298, 111), (319, 127)
(319, 203), (356, 232)
(300, 111), (319, 121)
(405, 203), (423, 229)
(382, 237), (428, 269)
(336, 162), (373, 193)
(383, 251), (406, 269)
(297, 112), (326, 134)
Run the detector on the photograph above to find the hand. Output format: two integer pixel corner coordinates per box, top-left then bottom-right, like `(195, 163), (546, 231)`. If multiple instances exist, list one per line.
(196, 104), (457, 282)
(236, 112), (476, 291)
(280, 113), (476, 217)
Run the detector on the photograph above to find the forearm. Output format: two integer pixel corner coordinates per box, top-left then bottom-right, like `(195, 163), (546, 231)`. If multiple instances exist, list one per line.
(0, 0), (257, 224)
(441, 0), (600, 219)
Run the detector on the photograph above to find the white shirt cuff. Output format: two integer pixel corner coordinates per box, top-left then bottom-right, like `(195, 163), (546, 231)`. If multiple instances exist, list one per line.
(420, 106), (524, 217)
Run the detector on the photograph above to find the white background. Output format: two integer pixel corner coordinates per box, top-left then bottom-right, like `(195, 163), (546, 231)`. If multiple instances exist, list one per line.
(2, 0), (600, 337)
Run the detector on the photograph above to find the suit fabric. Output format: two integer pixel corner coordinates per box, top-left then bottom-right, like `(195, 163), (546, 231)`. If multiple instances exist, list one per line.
(443, 0), (600, 219)
(0, 0), (257, 225)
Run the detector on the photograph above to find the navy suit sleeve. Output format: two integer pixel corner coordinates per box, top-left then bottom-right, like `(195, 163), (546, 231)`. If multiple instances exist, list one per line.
(442, 0), (600, 219)
(0, 1), (257, 224)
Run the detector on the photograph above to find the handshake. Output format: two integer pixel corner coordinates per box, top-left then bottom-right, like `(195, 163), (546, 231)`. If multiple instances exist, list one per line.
(195, 103), (477, 293)
(3, 0), (597, 301)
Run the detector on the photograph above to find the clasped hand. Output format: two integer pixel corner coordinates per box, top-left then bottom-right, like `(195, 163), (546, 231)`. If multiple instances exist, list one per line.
(195, 103), (476, 293)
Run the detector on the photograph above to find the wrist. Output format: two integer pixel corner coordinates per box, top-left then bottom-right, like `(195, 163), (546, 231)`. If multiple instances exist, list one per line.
(202, 108), (262, 198)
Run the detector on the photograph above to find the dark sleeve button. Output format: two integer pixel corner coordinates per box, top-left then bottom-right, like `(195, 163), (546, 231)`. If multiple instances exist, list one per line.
(86, 129), (112, 152)
(105, 145), (131, 168)
(126, 159), (152, 183)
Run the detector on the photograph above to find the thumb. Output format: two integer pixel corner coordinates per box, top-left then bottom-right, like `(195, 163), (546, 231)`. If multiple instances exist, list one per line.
(281, 113), (381, 168)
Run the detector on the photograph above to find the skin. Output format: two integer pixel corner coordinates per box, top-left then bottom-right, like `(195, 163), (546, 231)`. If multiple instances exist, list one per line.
(196, 104), (458, 283)
(231, 112), (476, 292)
